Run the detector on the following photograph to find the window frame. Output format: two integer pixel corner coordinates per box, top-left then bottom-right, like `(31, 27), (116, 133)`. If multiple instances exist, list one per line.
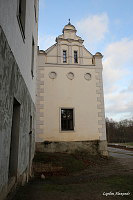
(74, 50), (78, 63)
(63, 50), (67, 63)
(34, 0), (38, 23)
(17, 0), (26, 41)
(60, 108), (75, 132)
(31, 36), (35, 78)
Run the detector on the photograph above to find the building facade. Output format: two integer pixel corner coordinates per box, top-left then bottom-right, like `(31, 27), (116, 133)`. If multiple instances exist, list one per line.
(0, 0), (39, 199)
(36, 22), (108, 156)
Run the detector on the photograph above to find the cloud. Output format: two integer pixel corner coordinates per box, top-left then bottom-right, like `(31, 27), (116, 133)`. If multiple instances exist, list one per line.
(39, 13), (109, 51)
(76, 13), (133, 120)
(76, 13), (108, 50)
(38, 34), (56, 50)
(37, 14), (133, 121)
(103, 38), (133, 120)
(105, 86), (133, 121)
(103, 38), (133, 92)
(105, 83), (133, 113)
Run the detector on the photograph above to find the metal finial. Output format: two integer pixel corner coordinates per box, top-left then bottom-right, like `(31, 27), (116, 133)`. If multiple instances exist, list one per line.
(68, 18), (71, 25)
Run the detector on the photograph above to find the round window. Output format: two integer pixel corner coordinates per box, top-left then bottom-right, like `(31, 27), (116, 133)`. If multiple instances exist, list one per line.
(67, 72), (74, 80)
(84, 73), (91, 81)
(49, 72), (57, 79)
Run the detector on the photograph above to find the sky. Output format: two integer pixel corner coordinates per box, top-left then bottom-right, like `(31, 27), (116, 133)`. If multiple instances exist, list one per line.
(38, 0), (133, 121)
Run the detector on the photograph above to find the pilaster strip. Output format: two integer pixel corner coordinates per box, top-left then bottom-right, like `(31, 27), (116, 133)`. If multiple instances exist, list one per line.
(95, 68), (106, 140)
(36, 65), (45, 140)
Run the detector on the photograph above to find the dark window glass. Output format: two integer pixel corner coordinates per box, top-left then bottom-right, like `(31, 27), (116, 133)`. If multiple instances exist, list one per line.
(17, 0), (26, 39)
(63, 50), (67, 63)
(61, 109), (74, 131)
(74, 51), (78, 63)
(31, 37), (35, 78)
(34, 0), (37, 22)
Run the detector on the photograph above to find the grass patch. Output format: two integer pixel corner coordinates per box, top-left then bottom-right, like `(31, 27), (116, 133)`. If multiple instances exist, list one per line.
(125, 143), (133, 146)
(42, 175), (133, 199)
(33, 151), (85, 175)
(102, 175), (133, 191)
(12, 151), (133, 200)
(73, 149), (108, 164)
(33, 150), (109, 177)
(12, 175), (133, 200)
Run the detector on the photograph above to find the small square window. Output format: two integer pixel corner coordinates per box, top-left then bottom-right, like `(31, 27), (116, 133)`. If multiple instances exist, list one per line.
(74, 51), (78, 63)
(61, 109), (74, 131)
(63, 50), (67, 63)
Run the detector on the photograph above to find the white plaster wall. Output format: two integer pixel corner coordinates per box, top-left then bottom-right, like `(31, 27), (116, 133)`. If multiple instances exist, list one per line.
(45, 41), (93, 66)
(36, 23), (106, 143)
(40, 66), (100, 141)
(38, 53), (46, 66)
(0, 0), (38, 103)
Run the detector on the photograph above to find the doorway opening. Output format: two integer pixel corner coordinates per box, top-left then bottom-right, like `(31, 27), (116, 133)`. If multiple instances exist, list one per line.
(8, 98), (21, 179)
(28, 115), (32, 177)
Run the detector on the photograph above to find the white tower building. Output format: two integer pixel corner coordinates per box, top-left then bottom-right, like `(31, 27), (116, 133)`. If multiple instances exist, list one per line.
(36, 21), (108, 156)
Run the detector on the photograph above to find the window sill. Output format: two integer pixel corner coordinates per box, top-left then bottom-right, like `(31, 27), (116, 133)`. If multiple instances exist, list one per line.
(60, 130), (75, 133)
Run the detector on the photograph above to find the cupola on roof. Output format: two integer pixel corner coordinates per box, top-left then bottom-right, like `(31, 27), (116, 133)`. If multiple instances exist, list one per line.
(56, 20), (84, 45)
(95, 52), (103, 58)
(62, 19), (77, 33)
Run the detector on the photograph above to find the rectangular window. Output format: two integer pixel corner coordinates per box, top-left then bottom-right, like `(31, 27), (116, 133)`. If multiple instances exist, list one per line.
(61, 109), (74, 131)
(34, 0), (37, 22)
(63, 50), (67, 63)
(17, 0), (26, 40)
(31, 37), (35, 78)
(74, 51), (78, 63)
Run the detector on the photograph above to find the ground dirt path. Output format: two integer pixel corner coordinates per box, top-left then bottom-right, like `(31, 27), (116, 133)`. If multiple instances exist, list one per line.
(108, 147), (133, 171)
(7, 148), (133, 200)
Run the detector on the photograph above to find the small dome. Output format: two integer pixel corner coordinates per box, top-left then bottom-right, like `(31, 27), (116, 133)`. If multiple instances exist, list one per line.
(63, 23), (77, 33)
(95, 52), (102, 56)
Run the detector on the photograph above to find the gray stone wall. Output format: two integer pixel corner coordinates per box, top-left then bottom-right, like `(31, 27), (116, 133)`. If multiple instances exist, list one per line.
(0, 26), (35, 200)
(36, 140), (108, 156)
